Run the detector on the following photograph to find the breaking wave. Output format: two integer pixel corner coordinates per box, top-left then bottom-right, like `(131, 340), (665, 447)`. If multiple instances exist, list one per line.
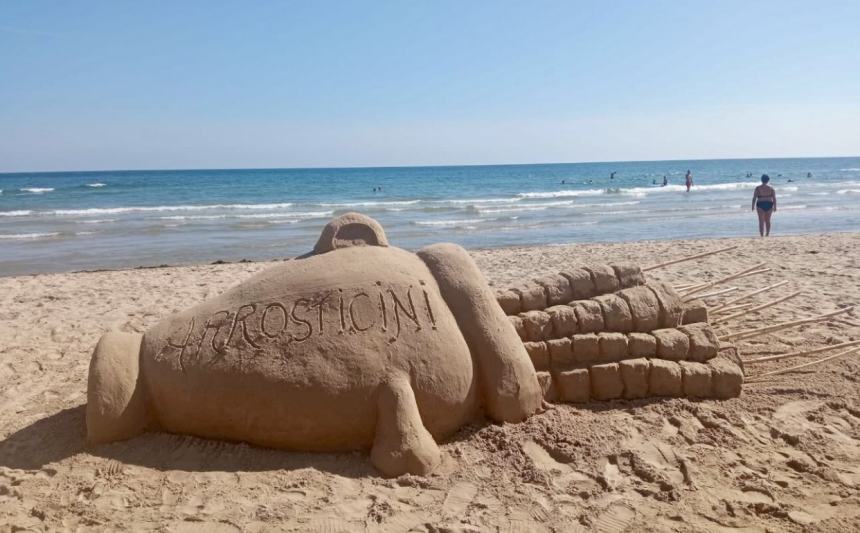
(0, 232), (60, 240)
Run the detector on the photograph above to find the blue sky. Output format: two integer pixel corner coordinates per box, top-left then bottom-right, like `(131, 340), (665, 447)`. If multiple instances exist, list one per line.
(1, 0), (858, 172)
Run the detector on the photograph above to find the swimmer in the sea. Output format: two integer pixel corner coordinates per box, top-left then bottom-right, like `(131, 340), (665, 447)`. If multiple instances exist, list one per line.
(685, 170), (693, 192)
(752, 174), (777, 237)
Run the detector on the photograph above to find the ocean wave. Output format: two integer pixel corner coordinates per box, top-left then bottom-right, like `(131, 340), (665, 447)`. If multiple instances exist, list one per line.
(78, 218), (117, 224)
(571, 201), (641, 208)
(837, 189), (860, 195)
(479, 206), (550, 214)
(517, 181), (762, 200)
(75, 231), (96, 236)
(0, 232), (60, 240)
(840, 168), (860, 171)
(159, 210), (332, 221)
(518, 189), (605, 199)
(86, 182), (106, 187)
(477, 200), (641, 214)
(20, 187), (54, 193)
(443, 197), (521, 204)
(413, 218), (484, 227)
(47, 202), (296, 216)
(318, 199), (420, 208)
(0, 210), (33, 217)
(779, 204), (807, 210)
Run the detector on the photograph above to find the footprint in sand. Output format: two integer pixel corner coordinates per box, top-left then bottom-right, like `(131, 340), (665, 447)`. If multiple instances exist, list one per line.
(441, 481), (478, 519)
(521, 440), (598, 492)
(592, 503), (636, 533)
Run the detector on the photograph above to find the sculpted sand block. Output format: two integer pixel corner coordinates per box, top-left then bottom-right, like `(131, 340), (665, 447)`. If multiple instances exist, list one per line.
(87, 213), (542, 477)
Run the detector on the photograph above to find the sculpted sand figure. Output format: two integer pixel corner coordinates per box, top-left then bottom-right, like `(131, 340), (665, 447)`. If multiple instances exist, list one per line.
(87, 213), (751, 476)
(87, 213), (543, 476)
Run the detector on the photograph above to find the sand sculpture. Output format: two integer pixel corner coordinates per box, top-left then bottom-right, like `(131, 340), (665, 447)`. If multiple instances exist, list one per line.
(89, 213), (854, 477)
(88, 213), (543, 477)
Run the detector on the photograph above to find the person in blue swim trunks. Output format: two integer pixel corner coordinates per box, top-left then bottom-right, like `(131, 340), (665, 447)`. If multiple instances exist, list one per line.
(752, 174), (777, 237)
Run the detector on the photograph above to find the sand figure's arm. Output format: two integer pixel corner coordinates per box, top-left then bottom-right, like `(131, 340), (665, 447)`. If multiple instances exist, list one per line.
(370, 374), (441, 477)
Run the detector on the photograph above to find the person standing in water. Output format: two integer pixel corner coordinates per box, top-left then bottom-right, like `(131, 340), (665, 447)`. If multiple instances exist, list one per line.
(685, 170), (693, 192)
(752, 174), (777, 237)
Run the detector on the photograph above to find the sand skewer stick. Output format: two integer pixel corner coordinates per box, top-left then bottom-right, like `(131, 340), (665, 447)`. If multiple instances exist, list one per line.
(710, 280), (790, 313)
(743, 339), (860, 364)
(677, 281), (709, 293)
(681, 263), (768, 298)
(643, 245), (738, 272)
(747, 346), (860, 381)
(712, 302), (756, 315)
(693, 286), (739, 300)
(721, 306), (855, 341)
(711, 291), (801, 324)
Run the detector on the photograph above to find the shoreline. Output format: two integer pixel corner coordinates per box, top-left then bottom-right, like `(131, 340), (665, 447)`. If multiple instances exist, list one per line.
(5, 229), (858, 279)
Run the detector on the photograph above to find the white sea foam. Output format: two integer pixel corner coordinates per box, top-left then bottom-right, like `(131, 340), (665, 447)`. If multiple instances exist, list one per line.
(837, 189), (860, 195)
(0, 232), (60, 240)
(0, 210), (33, 217)
(86, 182), (106, 187)
(779, 204), (807, 210)
(20, 187), (54, 193)
(75, 231), (96, 236)
(840, 168), (860, 171)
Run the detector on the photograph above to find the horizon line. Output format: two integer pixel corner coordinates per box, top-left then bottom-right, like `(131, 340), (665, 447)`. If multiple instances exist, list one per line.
(1, 154), (858, 176)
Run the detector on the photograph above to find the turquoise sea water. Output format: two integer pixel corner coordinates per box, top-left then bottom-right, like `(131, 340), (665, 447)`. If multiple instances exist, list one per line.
(1, 157), (859, 276)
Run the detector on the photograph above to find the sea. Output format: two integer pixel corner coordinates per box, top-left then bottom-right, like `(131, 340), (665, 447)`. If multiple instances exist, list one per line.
(1, 157), (859, 276)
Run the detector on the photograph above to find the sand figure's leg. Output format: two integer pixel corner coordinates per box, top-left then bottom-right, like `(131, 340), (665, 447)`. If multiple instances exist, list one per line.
(87, 332), (150, 444)
(370, 374), (442, 477)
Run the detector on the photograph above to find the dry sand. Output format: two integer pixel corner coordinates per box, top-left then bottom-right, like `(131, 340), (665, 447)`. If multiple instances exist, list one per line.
(1, 233), (859, 531)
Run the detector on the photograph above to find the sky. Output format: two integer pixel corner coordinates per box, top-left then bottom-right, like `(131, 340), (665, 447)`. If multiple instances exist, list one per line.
(1, 0), (859, 172)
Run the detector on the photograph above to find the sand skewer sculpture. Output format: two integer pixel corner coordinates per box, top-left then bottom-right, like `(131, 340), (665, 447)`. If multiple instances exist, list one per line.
(497, 264), (744, 403)
(86, 213), (855, 477)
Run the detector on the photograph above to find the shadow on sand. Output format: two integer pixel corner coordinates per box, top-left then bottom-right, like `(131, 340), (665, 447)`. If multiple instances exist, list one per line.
(0, 404), (375, 478)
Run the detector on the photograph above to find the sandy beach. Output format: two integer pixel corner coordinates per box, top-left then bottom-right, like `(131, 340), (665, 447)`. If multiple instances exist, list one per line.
(1, 232), (858, 532)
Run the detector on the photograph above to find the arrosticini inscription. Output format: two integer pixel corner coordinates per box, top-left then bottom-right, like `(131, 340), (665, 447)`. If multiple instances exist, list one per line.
(158, 281), (439, 370)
